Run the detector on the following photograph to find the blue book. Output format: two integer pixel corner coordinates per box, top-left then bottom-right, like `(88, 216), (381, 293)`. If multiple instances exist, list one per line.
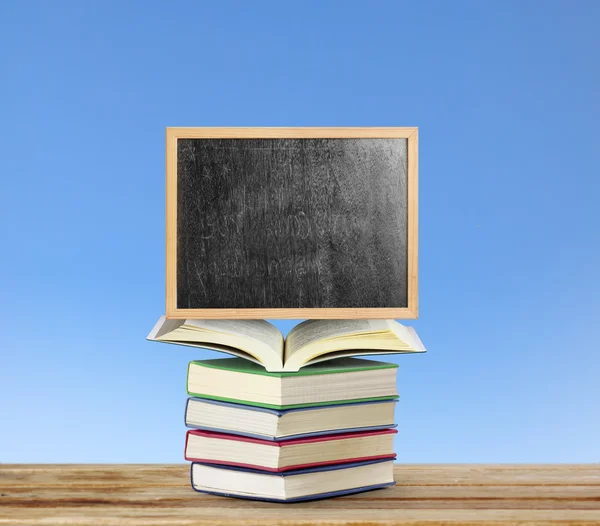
(190, 459), (396, 502)
(185, 396), (398, 441)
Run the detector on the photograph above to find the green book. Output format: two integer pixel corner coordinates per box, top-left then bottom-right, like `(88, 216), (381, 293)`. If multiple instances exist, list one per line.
(187, 357), (399, 409)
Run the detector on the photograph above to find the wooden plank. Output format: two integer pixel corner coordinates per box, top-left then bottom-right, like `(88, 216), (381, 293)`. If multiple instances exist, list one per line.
(165, 306), (418, 319)
(406, 129), (419, 318)
(1, 464), (599, 525)
(5, 464), (599, 486)
(3, 487), (600, 510)
(165, 128), (177, 319)
(2, 507), (600, 525)
(5, 484), (600, 499)
(167, 127), (419, 139)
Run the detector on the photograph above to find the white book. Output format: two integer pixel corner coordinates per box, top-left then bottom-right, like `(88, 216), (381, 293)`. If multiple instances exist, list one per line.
(148, 317), (425, 372)
(190, 459), (395, 502)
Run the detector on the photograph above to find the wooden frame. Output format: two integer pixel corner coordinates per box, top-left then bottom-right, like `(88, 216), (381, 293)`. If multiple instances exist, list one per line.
(166, 127), (418, 319)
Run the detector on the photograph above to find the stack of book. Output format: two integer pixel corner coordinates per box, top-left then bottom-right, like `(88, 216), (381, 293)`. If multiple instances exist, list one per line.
(148, 318), (425, 502)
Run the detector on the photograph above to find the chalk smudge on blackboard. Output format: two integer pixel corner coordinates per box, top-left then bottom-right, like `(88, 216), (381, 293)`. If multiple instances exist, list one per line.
(177, 138), (408, 309)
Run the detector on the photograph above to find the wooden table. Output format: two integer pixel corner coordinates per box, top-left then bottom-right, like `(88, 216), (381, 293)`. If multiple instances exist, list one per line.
(2, 464), (599, 525)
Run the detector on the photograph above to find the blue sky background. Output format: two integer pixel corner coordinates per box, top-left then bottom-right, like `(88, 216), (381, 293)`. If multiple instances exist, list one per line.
(1, 1), (599, 463)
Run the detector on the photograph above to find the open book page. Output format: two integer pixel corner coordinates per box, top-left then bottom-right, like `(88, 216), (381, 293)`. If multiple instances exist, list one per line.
(283, 319), (425, 371)
(284, 320), (390, 357)
(283, 320), (390, 365)
(153, 338), (265, 367)
(302, 349), (414, 367)
(148, 317), (285, 371)
(182, 319), (284, 352)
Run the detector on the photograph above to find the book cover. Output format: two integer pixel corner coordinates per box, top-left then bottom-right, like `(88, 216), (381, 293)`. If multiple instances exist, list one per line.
(186, 357), (399, 409)
(188, 356), (399, 378)
(184, 428), (398, 472)
(185, 394), (399, 410)
(190, 459), (396, 503)
(184, 397), (399, 440)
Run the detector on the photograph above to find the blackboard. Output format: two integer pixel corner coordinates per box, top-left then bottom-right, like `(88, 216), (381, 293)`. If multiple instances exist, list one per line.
(166, 128), (418, 319)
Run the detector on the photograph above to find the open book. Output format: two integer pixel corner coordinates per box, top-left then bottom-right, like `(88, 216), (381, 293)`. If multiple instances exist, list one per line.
(147, 317), (425, 372)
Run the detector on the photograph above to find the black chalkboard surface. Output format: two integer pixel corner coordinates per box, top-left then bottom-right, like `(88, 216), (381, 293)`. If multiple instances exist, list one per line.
(166, 128), (418, 319)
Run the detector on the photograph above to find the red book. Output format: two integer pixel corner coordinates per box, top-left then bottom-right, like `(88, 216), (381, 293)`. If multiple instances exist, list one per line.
(184, 428), (397, 472)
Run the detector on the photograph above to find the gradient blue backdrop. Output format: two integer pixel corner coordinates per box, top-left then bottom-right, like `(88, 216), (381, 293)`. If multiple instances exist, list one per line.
(1, 1), (598, 463)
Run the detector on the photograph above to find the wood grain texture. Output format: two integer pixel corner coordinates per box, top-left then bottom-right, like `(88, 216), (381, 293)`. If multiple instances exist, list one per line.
(2, 464), (599, 525)
(165, 127), (418, 320)
(168, 127), (418, 138)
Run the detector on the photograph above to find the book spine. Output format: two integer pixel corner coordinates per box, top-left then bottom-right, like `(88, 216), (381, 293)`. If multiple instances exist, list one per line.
(186, 362), (192, 395)
(185, 392), (399, 410)
(184, 397), (191, 427)
(183, 424), (399, 442)
(184, 430), (191, 460)
(186, 427), (397, 446)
